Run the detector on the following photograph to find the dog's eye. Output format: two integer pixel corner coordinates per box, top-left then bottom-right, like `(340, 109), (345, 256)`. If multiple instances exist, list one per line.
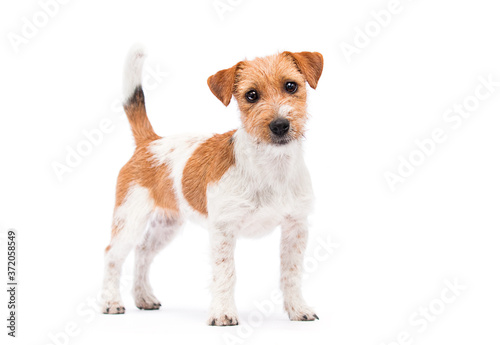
(285, 81), (298, 94)
(245, 90), (259, 103)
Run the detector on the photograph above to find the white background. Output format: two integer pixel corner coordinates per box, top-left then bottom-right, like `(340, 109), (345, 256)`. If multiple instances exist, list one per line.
(1, 0), (499, 344)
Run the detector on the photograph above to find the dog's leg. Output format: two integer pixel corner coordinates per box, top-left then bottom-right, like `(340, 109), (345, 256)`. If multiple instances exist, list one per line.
(102, 228), (147, 314)
(280, 216), (318, 321)
(101, 186), (153, 314)
(207, 226), (239, 326)
(134, 215), (182, 310)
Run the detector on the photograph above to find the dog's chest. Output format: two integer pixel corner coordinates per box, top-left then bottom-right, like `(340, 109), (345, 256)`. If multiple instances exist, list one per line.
(203, 135), (313, 237)
(235, 185), (296, 237)
(219, 160), (311, 238)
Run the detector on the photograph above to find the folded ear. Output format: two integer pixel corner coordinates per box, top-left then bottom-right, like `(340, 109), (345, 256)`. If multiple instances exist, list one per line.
(207, 63), (241, 106)
(284, 51), (324, 89)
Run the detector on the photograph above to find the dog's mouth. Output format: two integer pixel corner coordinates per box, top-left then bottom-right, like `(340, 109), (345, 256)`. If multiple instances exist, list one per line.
(270, 134), (293, 145)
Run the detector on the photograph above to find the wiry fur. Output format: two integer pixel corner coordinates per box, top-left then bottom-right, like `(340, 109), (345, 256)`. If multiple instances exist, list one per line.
(101, 45), (323, 325)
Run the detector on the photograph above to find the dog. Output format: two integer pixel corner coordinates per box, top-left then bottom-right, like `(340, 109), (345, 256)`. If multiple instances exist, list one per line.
(101, 45), (323, 326)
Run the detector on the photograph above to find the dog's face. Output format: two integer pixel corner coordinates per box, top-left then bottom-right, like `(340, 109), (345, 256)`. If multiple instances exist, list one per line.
(208, 52), (323, 145)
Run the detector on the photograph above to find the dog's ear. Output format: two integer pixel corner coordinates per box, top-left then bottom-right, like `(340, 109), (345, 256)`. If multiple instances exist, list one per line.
(207, 63), (241, 106)
(284, 51), (324, 89)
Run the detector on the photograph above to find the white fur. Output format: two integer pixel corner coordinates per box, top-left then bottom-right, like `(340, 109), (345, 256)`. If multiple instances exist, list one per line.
(123, 44), (146, 100)
(134, 214), (182, 310)
(207, 129), (313, 238)
(278, 104), (294, 117)
(102, 185), (154, 313)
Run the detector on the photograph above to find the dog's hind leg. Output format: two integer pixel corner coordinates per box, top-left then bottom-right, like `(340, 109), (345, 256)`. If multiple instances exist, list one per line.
(133, 212), (183, 310)
(101, 185), (154, 314)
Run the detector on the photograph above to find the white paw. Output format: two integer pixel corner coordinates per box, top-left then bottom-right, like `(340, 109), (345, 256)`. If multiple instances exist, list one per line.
(134, 289), (161, 310)
(208, 311), (239, 326)
(285, 303), (319, 321)
(102, 301), (126, 314)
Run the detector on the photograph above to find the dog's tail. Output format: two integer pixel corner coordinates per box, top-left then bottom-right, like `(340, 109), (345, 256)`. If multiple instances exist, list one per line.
(122, 44), (159, 145)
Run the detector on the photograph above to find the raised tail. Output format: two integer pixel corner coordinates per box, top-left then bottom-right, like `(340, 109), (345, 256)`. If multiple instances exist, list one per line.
(122, 44), (159, 145)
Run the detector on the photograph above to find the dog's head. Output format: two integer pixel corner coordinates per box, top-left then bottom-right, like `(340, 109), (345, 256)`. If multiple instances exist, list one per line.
(208, 51), (323, 145)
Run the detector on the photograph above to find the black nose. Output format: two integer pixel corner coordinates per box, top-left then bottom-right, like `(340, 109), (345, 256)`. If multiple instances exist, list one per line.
(269, 118), (290, 136)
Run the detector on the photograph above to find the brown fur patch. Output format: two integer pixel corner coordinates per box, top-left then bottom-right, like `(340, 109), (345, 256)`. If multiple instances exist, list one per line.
(110, 224), (122, 238)
(124, 87), (160, 146)
(182, 130), (237, 215)
(112, 139), (178, 237)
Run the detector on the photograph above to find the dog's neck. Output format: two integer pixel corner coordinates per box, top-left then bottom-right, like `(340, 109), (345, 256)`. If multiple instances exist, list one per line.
(232, 128), (303, 179)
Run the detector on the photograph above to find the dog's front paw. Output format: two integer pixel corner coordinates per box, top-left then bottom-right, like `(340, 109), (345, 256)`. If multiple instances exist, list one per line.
(285, 303), (318, 321)
(135, 297), (161, 310)
(102, 301), (126, 314)
(289, 311), (319, 321)
(134, 290), (162, 310)
(208, 312), (239, 326)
